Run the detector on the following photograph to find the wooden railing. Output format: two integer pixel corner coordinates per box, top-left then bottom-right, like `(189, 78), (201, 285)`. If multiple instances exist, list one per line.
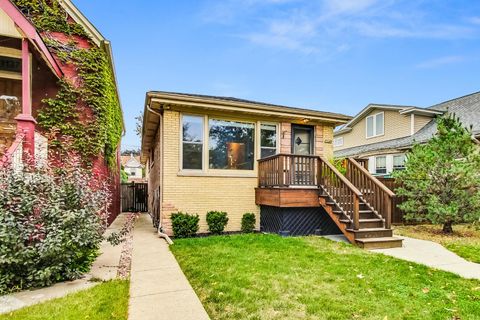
(258, 153), (319, 187)
(345, 158), (395, 228)
(318, 156), (362, 230)
(258, 154), (363, 229)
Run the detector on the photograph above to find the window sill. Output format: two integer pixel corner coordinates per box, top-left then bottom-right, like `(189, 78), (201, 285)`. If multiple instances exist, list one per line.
(177, 170), (258, 178)
(366, 133), (385, 139)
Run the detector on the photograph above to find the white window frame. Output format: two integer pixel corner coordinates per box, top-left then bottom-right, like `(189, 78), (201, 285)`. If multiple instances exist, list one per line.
(208, 117), (256, 172)
(333, 136), (344, 147)
(259, 122), (279, 159)
(375, 156), (387, 175)
(180, 113), (205, 171)
(179, 113), (268, 176)
(366, 111), (385, 139)
(393, 154), (406, 171)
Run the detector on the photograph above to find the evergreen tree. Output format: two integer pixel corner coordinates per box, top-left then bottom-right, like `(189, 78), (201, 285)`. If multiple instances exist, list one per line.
(394, 114), (480, 233)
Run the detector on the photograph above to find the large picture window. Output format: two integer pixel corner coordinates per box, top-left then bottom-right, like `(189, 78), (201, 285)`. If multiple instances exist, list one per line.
(260, 123), (277, 158)
(182, 115), (204, 170)
(209, 119), (255, 170)
(366, 112), (384, 138)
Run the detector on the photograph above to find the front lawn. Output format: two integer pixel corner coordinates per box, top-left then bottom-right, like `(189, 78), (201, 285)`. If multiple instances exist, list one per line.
(0, 280), (129, 320)
(171, 234), (480, 320)
(394, 224), (480, 263)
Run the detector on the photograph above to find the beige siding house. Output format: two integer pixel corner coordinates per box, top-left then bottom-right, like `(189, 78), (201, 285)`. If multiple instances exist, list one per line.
(334, 92), (480, 175)
(141, 92), (350, 235)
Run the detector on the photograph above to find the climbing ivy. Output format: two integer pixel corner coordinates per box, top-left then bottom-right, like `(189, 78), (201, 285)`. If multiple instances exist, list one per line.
(12, 0), (123, 167)
(13, 0), (89, 37)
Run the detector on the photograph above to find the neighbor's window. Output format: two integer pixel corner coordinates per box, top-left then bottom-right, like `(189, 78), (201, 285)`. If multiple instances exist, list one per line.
(375, 156), (387, 174)
(366, 112), (384, 138)
(260, 123), (277, 158)
(333, 137), (344, 147)
(182, 115), (204, 170)
(393, 154), (406, 171)
(209, 119), (255, 170)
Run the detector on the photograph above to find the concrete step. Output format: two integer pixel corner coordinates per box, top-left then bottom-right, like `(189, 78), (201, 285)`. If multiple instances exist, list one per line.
(347, 228), (393, 239)
(355, 237), (403, 249)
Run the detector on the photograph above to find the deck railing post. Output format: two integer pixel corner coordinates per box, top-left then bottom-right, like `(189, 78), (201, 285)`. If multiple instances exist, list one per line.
(279, 155), (285, 186)
(385, 193), (392, 229)
(353, 195), (360, 230)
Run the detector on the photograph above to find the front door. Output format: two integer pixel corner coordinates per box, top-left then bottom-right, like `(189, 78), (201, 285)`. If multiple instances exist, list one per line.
(292, 125), (313, 155)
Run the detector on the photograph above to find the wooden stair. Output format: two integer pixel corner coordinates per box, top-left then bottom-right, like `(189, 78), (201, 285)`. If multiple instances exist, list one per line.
(319, 190), (402, 249)
(257, 154), (403, 249)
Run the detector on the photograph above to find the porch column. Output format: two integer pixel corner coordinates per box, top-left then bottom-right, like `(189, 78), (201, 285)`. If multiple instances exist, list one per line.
(15, 38), (36, 159)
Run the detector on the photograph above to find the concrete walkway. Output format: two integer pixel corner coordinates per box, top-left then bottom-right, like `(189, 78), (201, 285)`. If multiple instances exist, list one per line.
(374, 236), (480, 280)
(0, 214), (127, 315)
(128, 214), (210, 320)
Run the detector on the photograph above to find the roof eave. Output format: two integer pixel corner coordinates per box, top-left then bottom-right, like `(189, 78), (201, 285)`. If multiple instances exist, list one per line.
(147, 91), (352, 124)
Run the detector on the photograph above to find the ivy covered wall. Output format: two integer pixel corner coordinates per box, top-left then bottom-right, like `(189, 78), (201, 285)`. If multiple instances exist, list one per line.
(12, 0), (123, 167)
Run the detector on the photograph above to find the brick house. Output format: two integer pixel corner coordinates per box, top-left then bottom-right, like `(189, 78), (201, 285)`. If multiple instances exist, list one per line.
(141, 92), (403, 249)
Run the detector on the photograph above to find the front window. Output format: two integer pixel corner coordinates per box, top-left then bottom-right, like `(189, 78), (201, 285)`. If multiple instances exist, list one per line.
(260, 123), (277, 158)
(375, 156), (387, 174)
(366, 112), (384, 138)
(182, 115), (204, 170)
(393, 154), (406, 171)
(209, 119), (255, 170)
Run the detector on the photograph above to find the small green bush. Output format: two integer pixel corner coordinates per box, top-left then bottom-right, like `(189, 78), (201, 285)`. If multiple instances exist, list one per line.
(241, 213), (256, 233)
(206, 211), (229, 235)
(171, 212), (199, 238)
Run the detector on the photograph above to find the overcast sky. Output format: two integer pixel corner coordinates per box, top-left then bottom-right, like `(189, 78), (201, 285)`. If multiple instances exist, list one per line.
(74, 0), (480, 149)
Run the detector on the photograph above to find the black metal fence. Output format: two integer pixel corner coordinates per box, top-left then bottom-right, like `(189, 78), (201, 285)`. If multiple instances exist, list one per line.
(121, 182), (148, 212)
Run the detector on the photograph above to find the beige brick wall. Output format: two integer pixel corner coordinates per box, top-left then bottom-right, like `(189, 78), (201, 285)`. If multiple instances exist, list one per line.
(321, 124), (334, 159)
(335, 108), (411, 151)
(280, 122), (291, 153)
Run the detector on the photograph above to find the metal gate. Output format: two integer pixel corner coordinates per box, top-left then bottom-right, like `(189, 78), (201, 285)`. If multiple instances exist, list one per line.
(121, 182), (148, 212)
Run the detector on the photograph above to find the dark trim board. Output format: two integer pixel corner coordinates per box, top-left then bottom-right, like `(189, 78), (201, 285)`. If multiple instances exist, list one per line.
(260, 206), (342, 236)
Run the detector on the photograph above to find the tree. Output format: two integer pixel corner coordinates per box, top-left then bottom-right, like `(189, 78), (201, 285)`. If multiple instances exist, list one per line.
(135, 112), (143, 137)
(394, 114), (480, 233)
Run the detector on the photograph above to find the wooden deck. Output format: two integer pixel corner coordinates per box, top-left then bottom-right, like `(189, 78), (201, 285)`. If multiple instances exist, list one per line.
(256, 154), (402, 249)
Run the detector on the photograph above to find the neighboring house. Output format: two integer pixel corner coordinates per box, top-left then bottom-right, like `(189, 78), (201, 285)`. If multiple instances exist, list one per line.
(141, 91), (403, 249)
(0, 0), (123, 221)
(334, 104), (441, 175)
(121, 154), (145, 182)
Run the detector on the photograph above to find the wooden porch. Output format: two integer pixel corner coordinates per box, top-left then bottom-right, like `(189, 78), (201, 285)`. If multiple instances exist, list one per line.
(255, 154), (402, 249)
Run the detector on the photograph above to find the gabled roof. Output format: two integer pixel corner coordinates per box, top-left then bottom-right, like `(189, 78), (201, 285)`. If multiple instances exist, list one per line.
(0, 0), (63, 77)
(334, 102), (444, 136)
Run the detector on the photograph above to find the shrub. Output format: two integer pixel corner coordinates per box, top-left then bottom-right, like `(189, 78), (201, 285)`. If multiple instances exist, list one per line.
(171, 212), (199, 238)
(0, 155), (111, 294)
(241, 213), (256, 233)
(206, 211), (229, 235)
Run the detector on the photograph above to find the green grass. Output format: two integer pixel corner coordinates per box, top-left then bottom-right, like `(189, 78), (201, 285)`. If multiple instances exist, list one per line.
(0, 280), (129, 320)
(395, 224), (480, 263)
(171, 234), (480, 320)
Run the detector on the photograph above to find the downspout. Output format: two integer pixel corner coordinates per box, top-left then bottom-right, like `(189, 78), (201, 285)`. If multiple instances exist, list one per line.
(146, 105), (173, 245)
